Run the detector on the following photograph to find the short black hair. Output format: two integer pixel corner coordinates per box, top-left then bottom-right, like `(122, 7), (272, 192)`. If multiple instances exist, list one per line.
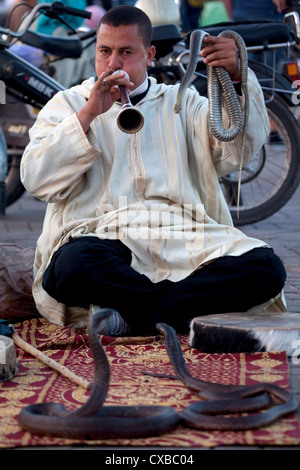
(97, 6), (152, 47)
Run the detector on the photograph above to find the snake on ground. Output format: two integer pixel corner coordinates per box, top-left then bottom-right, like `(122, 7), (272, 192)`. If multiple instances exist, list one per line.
(18, 309), (298, 437)
(155, 323), (298, 431)
(17, 309), (180, 439)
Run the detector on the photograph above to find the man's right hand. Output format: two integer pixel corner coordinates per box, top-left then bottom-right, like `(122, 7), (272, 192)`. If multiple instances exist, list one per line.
(77, 71), (134, 134)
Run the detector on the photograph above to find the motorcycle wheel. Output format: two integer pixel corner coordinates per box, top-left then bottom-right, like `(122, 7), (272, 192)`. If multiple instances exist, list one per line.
(193, 75), (300, 225)
(220, 93), (300, 225)
(1, 99), (34, 207)
(5, 151), (25, 207)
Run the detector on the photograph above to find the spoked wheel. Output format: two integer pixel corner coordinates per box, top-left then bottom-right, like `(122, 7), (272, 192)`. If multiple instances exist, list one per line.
(193, 64), (300, 225)
(0, 100), (34, 207)
(5, 150), (25, 207)
(220, 94), (300, 225)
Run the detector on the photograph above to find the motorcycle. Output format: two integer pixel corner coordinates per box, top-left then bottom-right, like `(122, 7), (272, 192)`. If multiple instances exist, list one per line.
(0, 1), (93, 210)
(1, 2), (300, 226)
(149, 16), (300, 225)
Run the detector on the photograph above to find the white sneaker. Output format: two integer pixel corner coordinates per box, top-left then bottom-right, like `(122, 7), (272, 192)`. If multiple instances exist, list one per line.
(91, 305), (130, 336)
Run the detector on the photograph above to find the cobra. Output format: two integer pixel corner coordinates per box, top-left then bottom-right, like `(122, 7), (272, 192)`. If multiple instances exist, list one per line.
(18, 310), (298, 437)
(156, 323), (299, 431)
(17, 309), (180, 439)
(175, 29), (249, 212)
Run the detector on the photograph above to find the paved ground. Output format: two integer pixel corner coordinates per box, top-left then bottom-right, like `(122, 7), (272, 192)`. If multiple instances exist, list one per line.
(0, 185), (300, 451)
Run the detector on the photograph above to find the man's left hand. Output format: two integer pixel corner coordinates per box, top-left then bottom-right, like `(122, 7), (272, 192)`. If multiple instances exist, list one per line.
(200, 35), (241, 82)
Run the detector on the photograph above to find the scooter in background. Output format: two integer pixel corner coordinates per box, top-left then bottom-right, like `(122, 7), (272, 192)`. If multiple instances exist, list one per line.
(0, 1), (93, 210)
(149, 14), (300, 225)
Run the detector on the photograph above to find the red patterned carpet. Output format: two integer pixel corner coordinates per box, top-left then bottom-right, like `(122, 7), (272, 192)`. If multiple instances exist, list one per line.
(0, 317), (300, 448)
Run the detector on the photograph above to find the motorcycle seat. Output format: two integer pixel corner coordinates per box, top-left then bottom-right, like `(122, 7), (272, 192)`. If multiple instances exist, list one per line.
(202, 21), (291, 47)
(151, 24), (182, 59)
(18, 30), (82, 58)
(152, 24), (182, 43)
(151, 22), (292, 59)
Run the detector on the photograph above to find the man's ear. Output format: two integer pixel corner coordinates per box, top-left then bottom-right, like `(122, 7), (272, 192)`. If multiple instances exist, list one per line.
(147, 45), (156, 65)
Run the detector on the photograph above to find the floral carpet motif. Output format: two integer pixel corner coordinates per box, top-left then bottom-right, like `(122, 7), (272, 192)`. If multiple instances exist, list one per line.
(0, 317), (299, 448)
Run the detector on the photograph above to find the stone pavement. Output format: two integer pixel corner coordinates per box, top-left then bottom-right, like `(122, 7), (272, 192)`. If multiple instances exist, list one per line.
(0, 186), (300, 450)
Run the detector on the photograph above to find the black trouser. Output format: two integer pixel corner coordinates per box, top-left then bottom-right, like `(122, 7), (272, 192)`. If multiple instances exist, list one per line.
(42, 237), (286, 335)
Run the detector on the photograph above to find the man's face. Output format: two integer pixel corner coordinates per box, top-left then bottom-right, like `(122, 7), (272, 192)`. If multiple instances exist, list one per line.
(95, 23), (156, 90)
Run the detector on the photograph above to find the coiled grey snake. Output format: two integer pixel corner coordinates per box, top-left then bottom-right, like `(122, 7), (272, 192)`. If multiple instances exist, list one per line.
(175, 29), (249, 213)
(18, 309), (298, 438)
